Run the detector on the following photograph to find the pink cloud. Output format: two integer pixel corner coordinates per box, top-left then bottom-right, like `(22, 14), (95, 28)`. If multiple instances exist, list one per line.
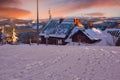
(49, 0), (120, 17)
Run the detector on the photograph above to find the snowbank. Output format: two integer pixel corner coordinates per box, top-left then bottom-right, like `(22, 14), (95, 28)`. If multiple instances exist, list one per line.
(87, 28), (118, 46)
(0, 45), (120, 80)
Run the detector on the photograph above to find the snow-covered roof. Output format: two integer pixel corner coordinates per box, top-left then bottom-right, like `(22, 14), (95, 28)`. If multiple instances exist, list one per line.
(65, 27), (83, 42)
(105, 28), (120, 32)
(67, 27), (101, 41)
(68, 27), (84, 38)
(40, 20), (74, 38)
(83, 29), (101, 40)
(105, 28), (120, 37)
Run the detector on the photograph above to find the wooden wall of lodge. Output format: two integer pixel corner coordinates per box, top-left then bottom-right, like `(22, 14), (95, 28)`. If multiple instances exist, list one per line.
(40, 36), (67, 45)
(72, 31), (99, 43)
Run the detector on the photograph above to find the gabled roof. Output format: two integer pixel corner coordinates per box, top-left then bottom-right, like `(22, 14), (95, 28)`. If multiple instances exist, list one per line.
(40, 20), (74, 38)
(67, 27), (101, 41)
(68, 27), (84, 39)
(105, 28), (120, 37)
(83, 29), (101, 40)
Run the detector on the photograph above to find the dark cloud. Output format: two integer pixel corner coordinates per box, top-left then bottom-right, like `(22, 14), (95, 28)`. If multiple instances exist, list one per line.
(0, 0), (18, 4)
(0, 0), (20, 7)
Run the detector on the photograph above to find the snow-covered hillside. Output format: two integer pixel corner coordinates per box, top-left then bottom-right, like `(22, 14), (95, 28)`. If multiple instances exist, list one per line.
(0, 45), (120, 80)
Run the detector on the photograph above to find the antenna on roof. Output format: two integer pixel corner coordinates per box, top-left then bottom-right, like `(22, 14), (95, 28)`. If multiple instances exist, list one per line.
(48, 8), (52, 20)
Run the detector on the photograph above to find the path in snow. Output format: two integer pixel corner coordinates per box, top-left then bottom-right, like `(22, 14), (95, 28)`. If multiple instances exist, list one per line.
(0, 45), (120, 80)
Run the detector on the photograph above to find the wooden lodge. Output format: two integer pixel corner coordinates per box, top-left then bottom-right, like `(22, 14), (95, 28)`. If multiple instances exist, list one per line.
(68, 27), (101, 43)
(40, 20), (74, 45)
(71, 29), (100, 43)
(40, 19), (101, 45)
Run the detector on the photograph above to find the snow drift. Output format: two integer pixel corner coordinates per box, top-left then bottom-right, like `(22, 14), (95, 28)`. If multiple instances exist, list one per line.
(0, 45), (120, 80)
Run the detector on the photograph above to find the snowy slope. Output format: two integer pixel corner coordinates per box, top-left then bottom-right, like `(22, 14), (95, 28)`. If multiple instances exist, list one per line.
(0, 45), (120, 80)
(32, 25), (43, 30)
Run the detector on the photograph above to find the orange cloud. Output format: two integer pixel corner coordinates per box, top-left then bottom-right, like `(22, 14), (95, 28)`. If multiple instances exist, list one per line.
(0, 7), (31, 18)
(1, 0), (120, 19)
(0, 0), (31, 19)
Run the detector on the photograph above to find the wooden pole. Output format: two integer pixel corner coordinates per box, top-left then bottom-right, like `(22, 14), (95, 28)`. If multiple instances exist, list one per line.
(36, 0), (39, 44)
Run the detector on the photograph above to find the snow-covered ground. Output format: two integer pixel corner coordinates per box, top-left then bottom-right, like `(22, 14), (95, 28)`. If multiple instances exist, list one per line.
(0, 45), (120, 80)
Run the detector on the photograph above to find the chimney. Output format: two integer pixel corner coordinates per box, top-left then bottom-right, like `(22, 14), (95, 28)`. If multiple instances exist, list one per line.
(74, 18), (79, 26)
(89, 22), (93, 28)
(59, 18), (64, 24)
(103, 26), (108, 30)
(0, 27), (2, 32)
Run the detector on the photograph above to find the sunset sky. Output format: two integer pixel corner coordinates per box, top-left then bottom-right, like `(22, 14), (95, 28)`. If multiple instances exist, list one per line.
(0, 0), (120, 19)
